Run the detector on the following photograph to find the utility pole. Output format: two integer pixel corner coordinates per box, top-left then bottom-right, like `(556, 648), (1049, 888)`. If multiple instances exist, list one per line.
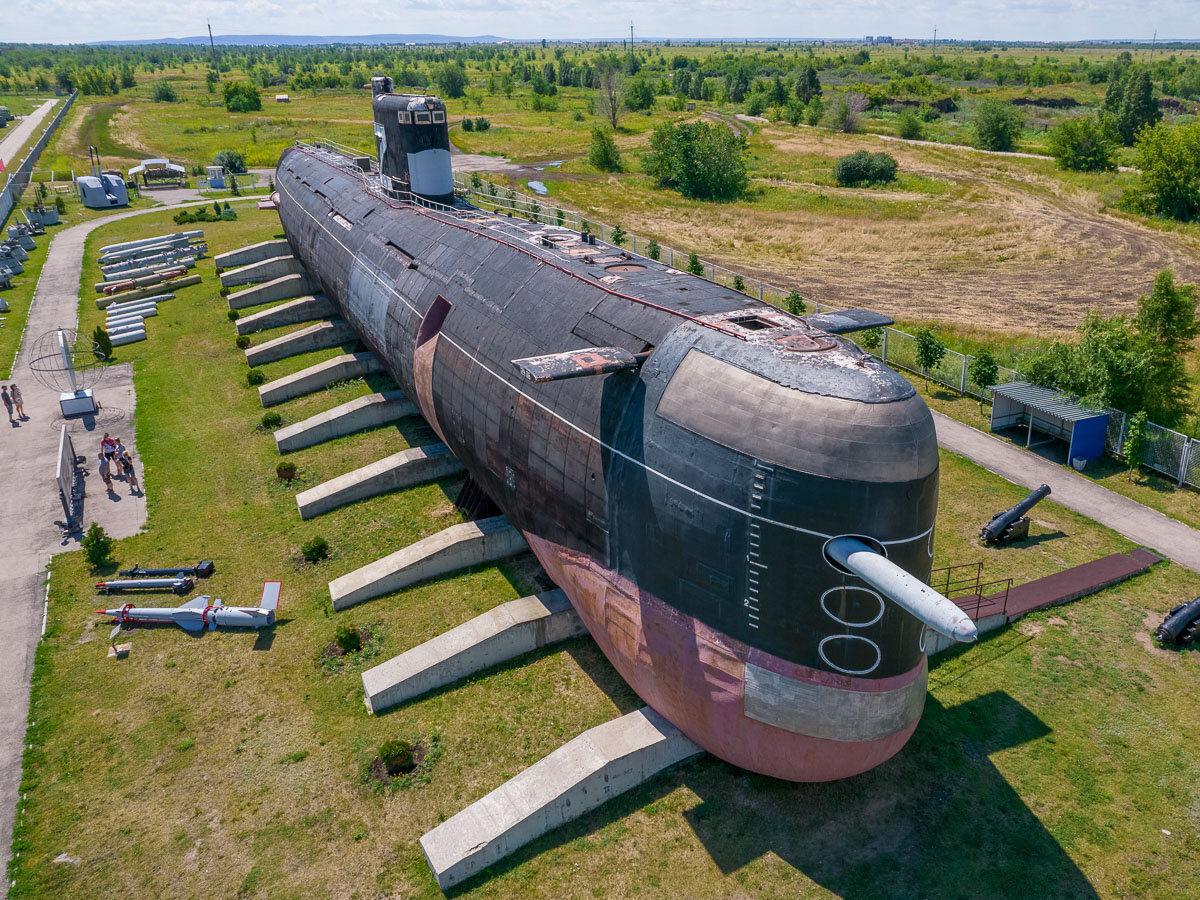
(932, 26), (937, 58)
(1149, 30), (1157, 62)
(629, 21), (635, 68)
(208, 21), (219, 80)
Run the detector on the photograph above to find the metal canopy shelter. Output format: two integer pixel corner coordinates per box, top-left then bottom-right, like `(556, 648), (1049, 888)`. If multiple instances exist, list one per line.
(988, 382), (1109, 465)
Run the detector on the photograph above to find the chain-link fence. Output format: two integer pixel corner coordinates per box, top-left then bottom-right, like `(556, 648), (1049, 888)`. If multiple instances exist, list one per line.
(452, 172), (1200, 491)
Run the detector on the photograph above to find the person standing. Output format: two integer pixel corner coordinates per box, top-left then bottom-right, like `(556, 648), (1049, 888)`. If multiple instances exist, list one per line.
(97, 451), (113, 492)
(101, 433), (116, 462)
(9, 384), (24, 420)
(1, 387), (12, 425)
(120, 446), (140, 494)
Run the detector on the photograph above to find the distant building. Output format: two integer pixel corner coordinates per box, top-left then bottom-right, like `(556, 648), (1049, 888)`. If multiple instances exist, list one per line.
(275, 94), (290, 103)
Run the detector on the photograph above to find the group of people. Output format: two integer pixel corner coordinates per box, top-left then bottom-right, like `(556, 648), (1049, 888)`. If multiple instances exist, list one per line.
(99, 432), (139, 495)
(1, 384), (25, 425)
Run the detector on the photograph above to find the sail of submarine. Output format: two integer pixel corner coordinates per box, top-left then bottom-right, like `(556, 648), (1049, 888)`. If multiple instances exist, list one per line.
(274, 77), (975, 782)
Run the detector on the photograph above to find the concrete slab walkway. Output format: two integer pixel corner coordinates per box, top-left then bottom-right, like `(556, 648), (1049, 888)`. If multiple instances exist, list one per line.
(934, 411), (1200, 573)
(0, 196), (257, 891)
(0, 99), (57, 169)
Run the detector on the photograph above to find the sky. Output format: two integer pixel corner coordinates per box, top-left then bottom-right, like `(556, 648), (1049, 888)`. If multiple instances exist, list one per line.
(5, 0), (1199, 46)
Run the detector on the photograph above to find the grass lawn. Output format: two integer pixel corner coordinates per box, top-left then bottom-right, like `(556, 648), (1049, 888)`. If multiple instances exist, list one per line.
(10, 205), (1200, 898)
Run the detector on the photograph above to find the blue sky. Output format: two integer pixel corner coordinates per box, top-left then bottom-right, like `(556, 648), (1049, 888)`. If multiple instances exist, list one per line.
(5, 0), (1198, 45)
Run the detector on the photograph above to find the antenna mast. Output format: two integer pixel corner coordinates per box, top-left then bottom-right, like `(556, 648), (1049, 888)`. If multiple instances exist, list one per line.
(208, 21), (219, 80)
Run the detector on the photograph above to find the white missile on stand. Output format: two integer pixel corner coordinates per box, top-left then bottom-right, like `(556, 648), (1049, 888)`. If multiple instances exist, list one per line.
(96, 582), (281, 632)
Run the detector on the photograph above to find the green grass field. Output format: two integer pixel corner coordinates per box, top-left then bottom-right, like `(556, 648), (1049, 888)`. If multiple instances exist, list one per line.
(9, 206), (1200, 898)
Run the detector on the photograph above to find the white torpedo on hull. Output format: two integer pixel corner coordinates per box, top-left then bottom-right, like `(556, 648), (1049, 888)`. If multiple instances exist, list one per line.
(96, 582), (281, 632)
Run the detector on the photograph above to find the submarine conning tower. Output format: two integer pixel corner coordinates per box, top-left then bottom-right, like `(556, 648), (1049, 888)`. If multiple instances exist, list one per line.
(370, 75), (454, 205)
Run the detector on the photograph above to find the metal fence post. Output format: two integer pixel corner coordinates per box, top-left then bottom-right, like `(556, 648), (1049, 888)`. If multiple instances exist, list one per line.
(959, 355), (968, 395)
(759, 283), (764, 301)
(1178, 440), (1192, 487)
(1116, 412), (1127, 456)
(881, 328), (889, 362)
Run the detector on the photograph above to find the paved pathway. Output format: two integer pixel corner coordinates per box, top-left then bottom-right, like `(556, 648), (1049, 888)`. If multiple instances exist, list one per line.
(0, 197), (255, 891)
(934, 411), (1200, 574)
(0, 100), (57, 169)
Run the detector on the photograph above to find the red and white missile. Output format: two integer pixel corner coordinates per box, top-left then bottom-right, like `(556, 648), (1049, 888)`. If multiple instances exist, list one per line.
(96, 582), (281, 632)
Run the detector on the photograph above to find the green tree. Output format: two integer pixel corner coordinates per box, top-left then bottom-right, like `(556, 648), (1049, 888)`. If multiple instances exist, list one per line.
(795, 64), (821, 104)
(82, 522), (113, 569)
(1047, 115), (1118, 172)
(785, 290), (807, 315)
(687, 252), (704, 276)
(642, 121), (749, 201)
(587, 127), (622, 172)
(967, 350), (999, 413)
(914, 326), (946, 388)
(436, 62), (468, 99)
(624, 76), (655, 111)
(151, 81), (176, 102)
(609, 224), (627, 246)
(222, 81), (261, 112)
(1107, 67), (1160, 145)
(92, 326), (112, 360)
(896, 110), (924, 140)
(858, 326), (883, 354)
(732, 274), (746, 292)
(211, 148), (246, 175)
(1126, 121), (1200, 221)
(973, 99), (1023, 151)
(1122, 410), (1148, 481)
(646, 239), (660, 261)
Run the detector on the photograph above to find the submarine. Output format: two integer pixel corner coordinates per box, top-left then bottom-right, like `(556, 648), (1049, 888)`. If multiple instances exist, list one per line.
(274, 78), (976, 782)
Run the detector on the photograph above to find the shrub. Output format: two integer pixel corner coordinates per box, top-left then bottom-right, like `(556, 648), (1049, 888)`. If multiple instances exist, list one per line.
(745, 93), (767, 117)
(55, 196), (67, 214)
(276, 461), (297, 482)
(914, 326), (947, 387)
(473, 117), (491, 132)
(461, 116), (474, 132)
(1125, 121), (1200, 222)
(833, 151), (898, 187)
(261, 411), (282, 429)
(804, 96), (825, 126)
(92, 326), (112, 360)
(825, 92), (867, 133)
(642, 121), (749, 201)
(732, 274), (746, 292)
(213, 148), (247, 174)
(227, 309), (239, 321)
(973, 99), (1023, 151)
(436, 62), (467, 98)
(686, 252), (704, 276)
(82, 522), (113, 569)
(151, 81), (177, 102)
(609, 224), (626, 246)
(246, 368), (264, 386)
(235, 334), (251, 349)
(1122, 410), (1148, 480)
(785, 290), (807, 315)
(967, 349), (999, 412)
(896, 110), (924, 140)
(646, 239), (660, 261)
(379, 739), (414, 775)
(222, 81), (261, 112)
(301, 536), (329, 562)
(1047, 115), (1117, 172)
(212, 200), (222, 216)
(587, 127), (622, 172)
(858, 327), (883, 352)
(335, 624), (362, 654)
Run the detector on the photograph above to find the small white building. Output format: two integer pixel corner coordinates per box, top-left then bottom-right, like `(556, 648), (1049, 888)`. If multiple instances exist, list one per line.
(275, 94), (290, 103)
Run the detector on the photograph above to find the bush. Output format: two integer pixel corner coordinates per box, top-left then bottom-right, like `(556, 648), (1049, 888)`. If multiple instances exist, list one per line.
(858, 327), (883, 352)
(732, 274), (746, 293)
(222, 81), (261, 113)
(646, 239), (660, 261)
(973, 99), (1023, 151)
(276, 461), (297, 482)
(227, 309), (239, 321)
(1125, 121), (1200, 222)
(82, 522), (113, 569)
(833, 151), (898, 187)
(587, 127), (622, 172)
(55, 196), (67, 214)
(335, 625), (362, 654)
(825, 92), (867, 133)
(896, 110), (924, 141)
(378, 739), (414, 775)
(301, 536), (329, 562)
(624, 77), (656, 112)
(436, 62), (467, 99)
(609, 224), (626, 246)
(1047, 115), (1117, 172)
(687, 252), (704, 276)
(804, 97), (825, 126)
(914, 326), (946, 387)
(235, 334), (251, 349)
(967, 349), (999, 411)
(213, 149), (247, 174)
(92, 326), (113, 360)
(460, 116), (474, 132)
(473, 117), (490, 132)
(785, 290), (806, 315)
(642, 121), (749, 201)
(261, 411), (282, 429)
(151, 81), (176, 103)
(246, 368), (264, 386)
(1123, 410), (1149, 480)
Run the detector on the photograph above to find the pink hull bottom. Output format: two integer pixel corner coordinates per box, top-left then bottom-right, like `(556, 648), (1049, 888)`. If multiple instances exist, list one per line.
(525, 534), (927, 782)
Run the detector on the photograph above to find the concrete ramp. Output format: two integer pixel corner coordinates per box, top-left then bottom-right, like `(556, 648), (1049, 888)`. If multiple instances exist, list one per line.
(362, 589), (584, 713)
(296, 443), (463, 520)
(274, 390), (416, 453)
(219, 254), (306, 288)
(420, 707), (702, 891)
(215, 238), (292, 269)
(245, 319), (355, 365)
(228, 274), (316, 310)
(258, 351), (383, 407)
(237, 296), (336, 336)
(330, 516), (527, 610)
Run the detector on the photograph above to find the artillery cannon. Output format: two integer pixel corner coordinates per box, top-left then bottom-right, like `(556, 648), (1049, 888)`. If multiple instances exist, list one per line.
(981, 483), (1051, 545)
(1154, 597), (1200, 646)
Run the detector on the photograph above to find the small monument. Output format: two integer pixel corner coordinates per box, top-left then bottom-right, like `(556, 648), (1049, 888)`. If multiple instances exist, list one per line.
(28, 327), (106, 417)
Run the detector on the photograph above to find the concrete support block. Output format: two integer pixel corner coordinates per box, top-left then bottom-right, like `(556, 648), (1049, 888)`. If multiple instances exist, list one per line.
(236, 295), (335, 336)
(219, 254), (306, 288)
(96, 275), (200, 309)
(258, 351), (382, 408)
(245, 319), (355, 365)
(420, 707), (702, 891)
(362, 589), (584, 713)
(227, 274), (316, 310)
(274, 390), (416, 453)
(329, 516), (528, 610)
(214, 238), (292, 269)
(296, 443), (463, 520)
